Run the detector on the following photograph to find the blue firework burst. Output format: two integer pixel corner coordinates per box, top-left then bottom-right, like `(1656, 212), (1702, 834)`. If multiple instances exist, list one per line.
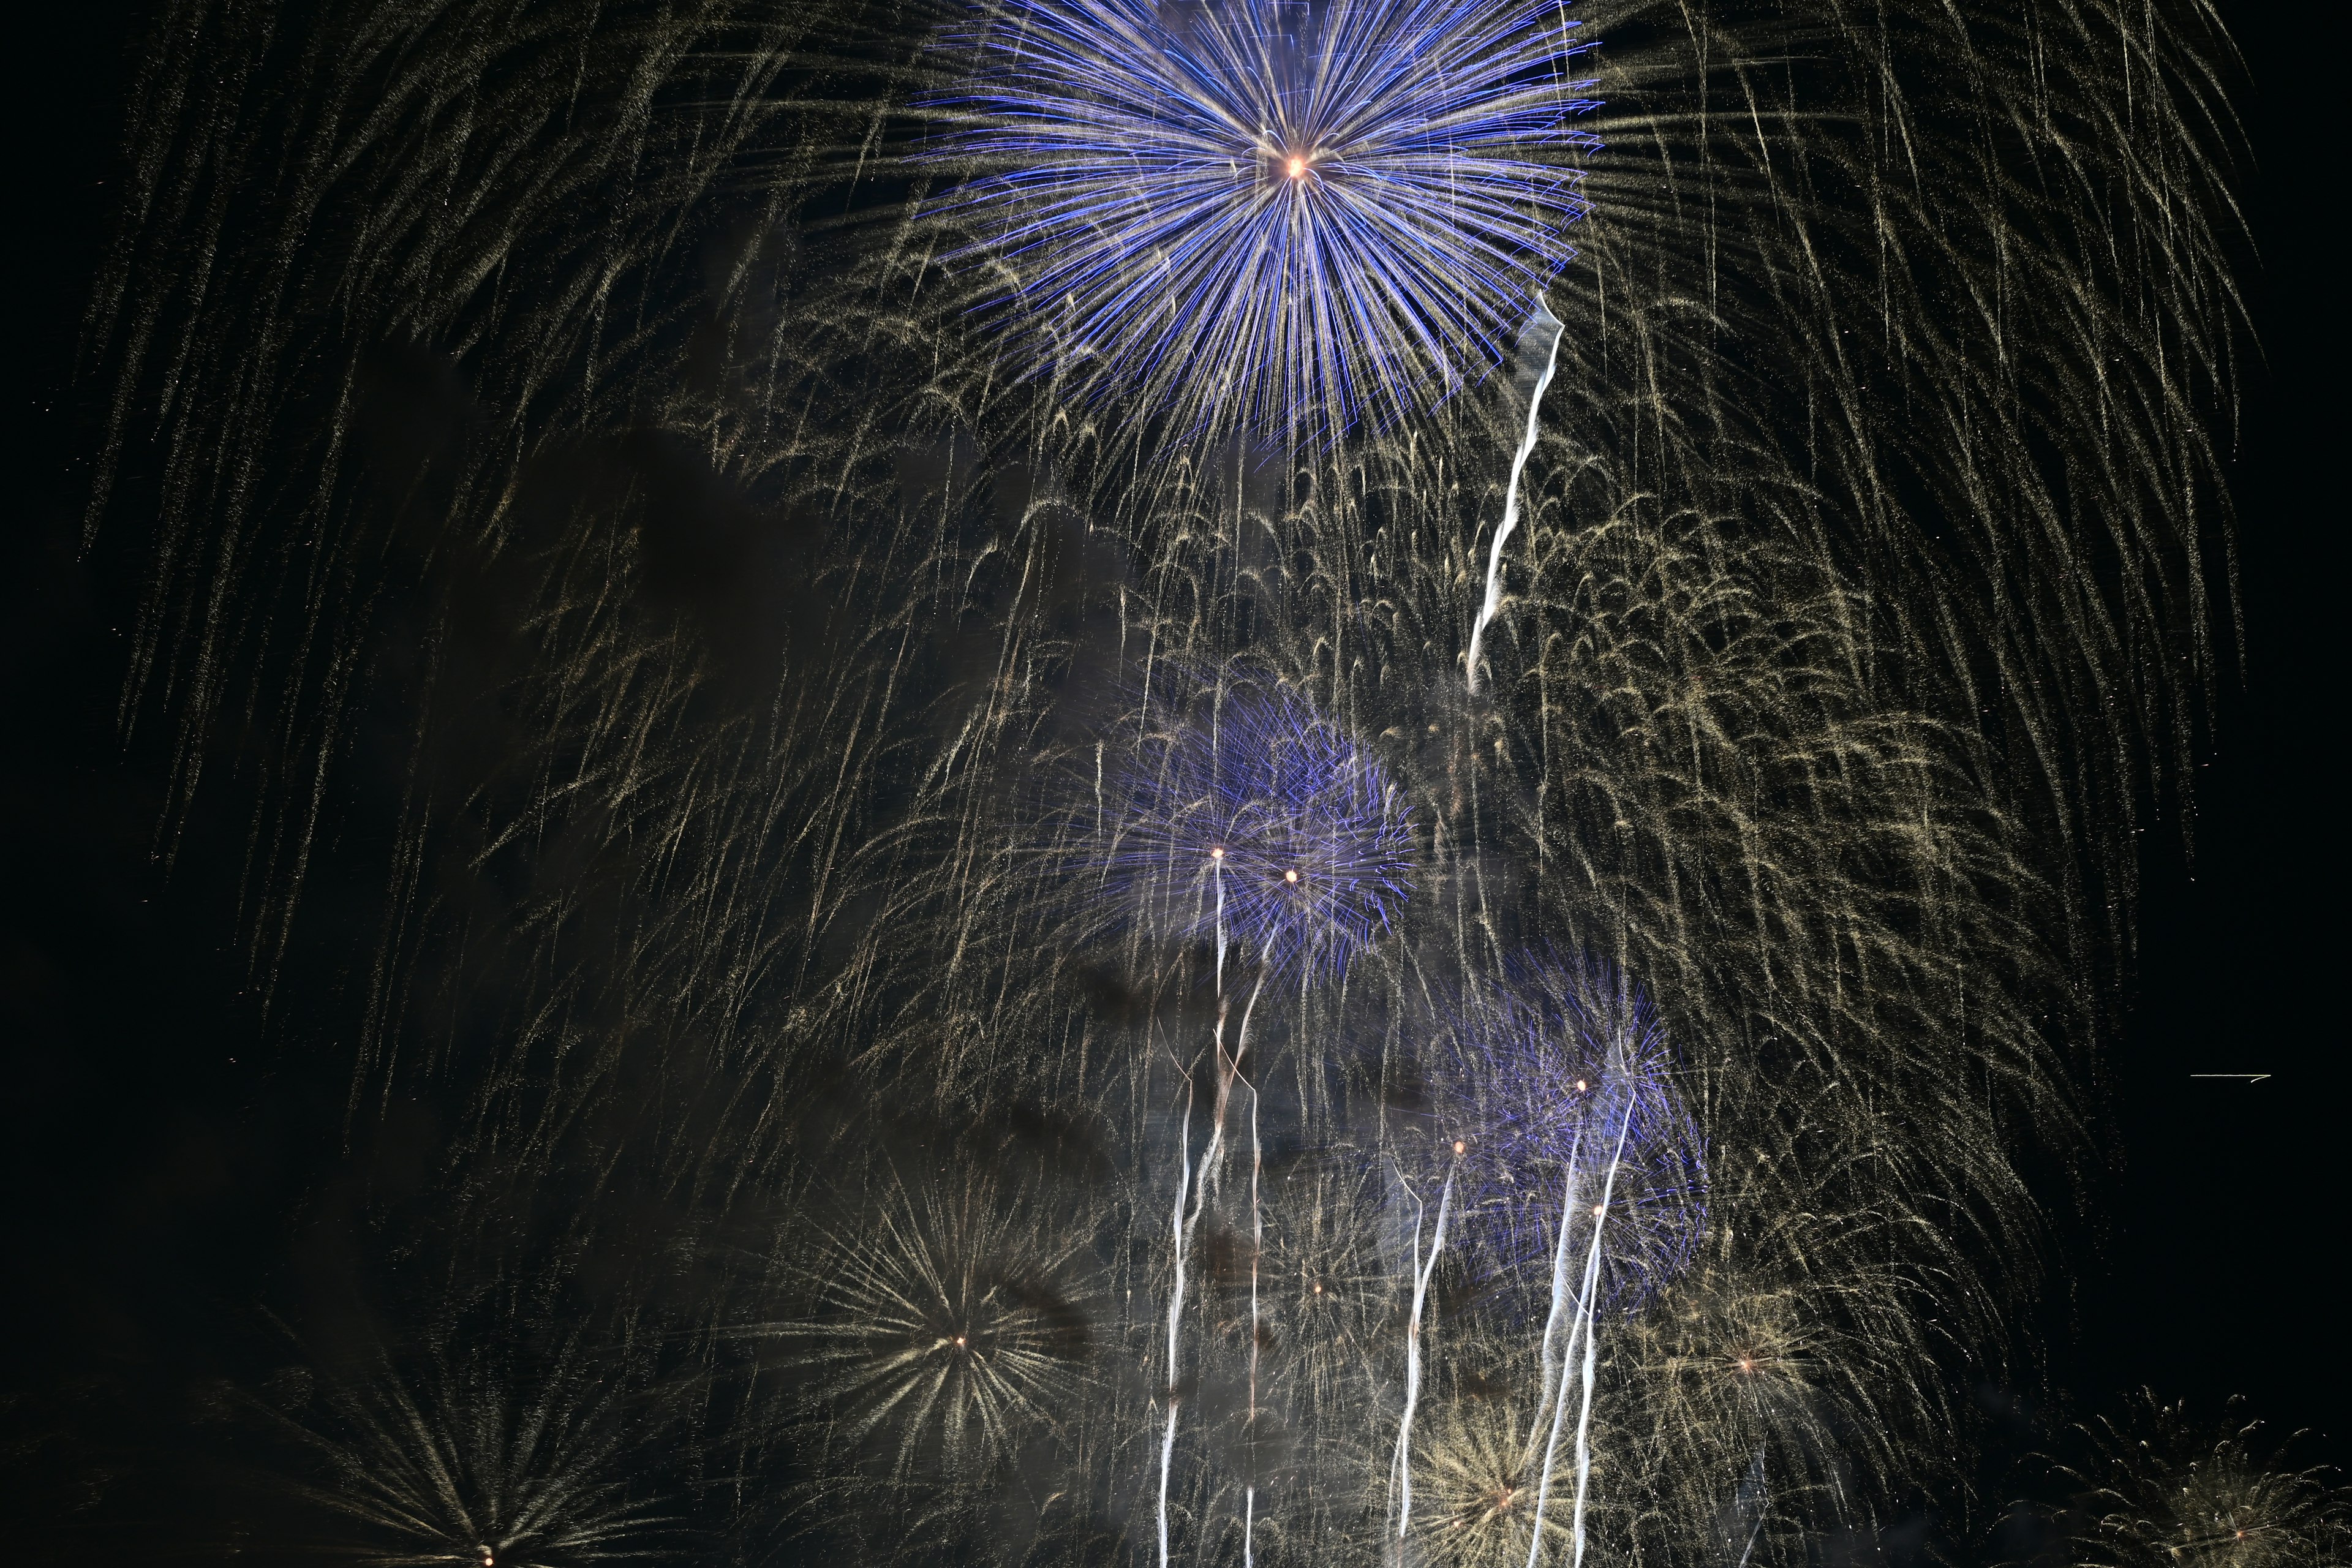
(922, 0), (1599, 437)
(1087, 672), (1415, 981)
(1446, 953), (1707, 1313)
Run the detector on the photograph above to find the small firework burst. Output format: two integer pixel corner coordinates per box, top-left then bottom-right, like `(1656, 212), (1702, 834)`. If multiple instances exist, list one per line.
(1407, 1392), (1574, 1567)
(1081, 670), (1414, 981)
(752, 1165), (1095, 1480)
(1631, 1264), (1822, 1438)
(1444, 954), (1708, 1314)
(2057, 1393), (2352, 1568)
(254, 1335), (676, 1567)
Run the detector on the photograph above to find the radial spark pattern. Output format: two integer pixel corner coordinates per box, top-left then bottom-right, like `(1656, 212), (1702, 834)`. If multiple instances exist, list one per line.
(924, 0), (1598, 436)
(257, 1335), (676, 1568)
(1449, 956), (1708, 1313)
(1087, 672), (1415, 979)
(2057, 1395), (2352, 1567)
(750, 1169), (1093, 1480)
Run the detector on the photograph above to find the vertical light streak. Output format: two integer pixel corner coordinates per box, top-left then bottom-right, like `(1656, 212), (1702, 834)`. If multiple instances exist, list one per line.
(1159, 1078), (1195, 1568)
(1525, 1200), (1586, 1567)
(1245, 1077), (1264, 1568)
(1526, 1122), (1589, 1460)
(1213, 846), (1227, 983)
(1391, 1150), (1457, 1547)
(1528, 1098), (1634, 1568)
(1728, 1449), (1768, 1568)
(1570, 1120), (1635, 1567)
(1166, 853), (1231, 1568)
(1165, 967), (1264, 1567)
(1466, 300), (1565, 695)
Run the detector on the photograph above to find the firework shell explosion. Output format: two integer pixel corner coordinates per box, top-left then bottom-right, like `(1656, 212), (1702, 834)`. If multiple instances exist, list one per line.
(2050, 1394), (2352, 1567)
(1439, 954), (1708, 1316)
(70, 0), (2261, 1561)
(922, 0), (1597, 439)
(1075, 669), (1417, 982)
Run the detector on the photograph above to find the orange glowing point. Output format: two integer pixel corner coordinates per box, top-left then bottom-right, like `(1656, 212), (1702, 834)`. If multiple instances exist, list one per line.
(1286, 156), (1306, 179)
(1453, 1139), (1465, 1155)
(1210, 846), (1224, 859)
(1591, 1203), (1605, 1216)
(1575, 1079), (1588, 1092)
(1283, 868), (1300, 883)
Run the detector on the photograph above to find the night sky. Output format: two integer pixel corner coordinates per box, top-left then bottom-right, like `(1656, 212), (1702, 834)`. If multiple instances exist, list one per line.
(5, 1), (2343, 1558)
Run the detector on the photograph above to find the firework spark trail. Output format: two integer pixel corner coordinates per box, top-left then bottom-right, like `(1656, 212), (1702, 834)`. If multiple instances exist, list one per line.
(1468, 300), (1565, 695)
(1525, 1122), (1590, 1463)
(1163, 969), (1265, 1565)
(1390, 1151), (1457, 1550)
(1159, 1077), (1195, 1568)
(1526, 1100), (1635, 1568)
(1165, 836), (1223, 1568)
(1245, 1076), (1264, 1568)
(1726, 1448), (1766, 1568)
(1568, 1114), (1637, 1568)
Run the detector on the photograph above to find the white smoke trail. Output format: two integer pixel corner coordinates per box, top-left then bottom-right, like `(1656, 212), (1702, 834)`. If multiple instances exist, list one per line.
(1159, 1079), (1194, 1568)
(1466, 299), (1566, 695)
(1163, 969), (1264, 1567)
(1526, 1123), (1590, 1460)
(1390, 1150), (1457, 1550)
(1724, 1448), (1768, 1568)
(1245, 1077), (1264, 1568)
(1526, 1096), (1635, 1567)
(1569, 1118), (1635, 1568)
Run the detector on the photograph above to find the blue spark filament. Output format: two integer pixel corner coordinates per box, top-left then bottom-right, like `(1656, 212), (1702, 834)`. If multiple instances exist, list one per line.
(1091, 674), (1414, 981)
(1449, 955), (1707, 1313)
(922, 0), (1600, 437)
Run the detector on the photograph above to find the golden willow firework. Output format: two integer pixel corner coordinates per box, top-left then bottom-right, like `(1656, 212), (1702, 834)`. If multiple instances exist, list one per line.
(86, 0), (2245, 1561)
(2048, 1395), (2352, 1567)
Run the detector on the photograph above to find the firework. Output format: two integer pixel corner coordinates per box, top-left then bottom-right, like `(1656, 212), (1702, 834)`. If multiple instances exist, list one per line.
(922, 0), (1596, 439)
(247, 1333), (677, 1567)
(1466, 300), (1566, 695)
(1407, 1392), (1575, 1568)
(744, 1161), (1096, 1482)
(2053, 1393), (2352, 1568)
(1081, 669), (1416, 982)
(71, 0), (2256, 1561)
(1444, 954), (1708, 1315)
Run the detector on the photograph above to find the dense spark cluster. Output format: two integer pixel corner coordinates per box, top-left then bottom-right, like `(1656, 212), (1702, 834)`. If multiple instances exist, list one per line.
(1406, 1396), (1572, 1566)
(74, 0), (2253, 1560)
(1081, 671), (1416, 979)
(922, 0), (1597, 437)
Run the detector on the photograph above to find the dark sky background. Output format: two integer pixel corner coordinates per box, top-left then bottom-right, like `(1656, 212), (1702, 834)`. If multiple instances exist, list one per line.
(4, 0), (2342, 1555)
